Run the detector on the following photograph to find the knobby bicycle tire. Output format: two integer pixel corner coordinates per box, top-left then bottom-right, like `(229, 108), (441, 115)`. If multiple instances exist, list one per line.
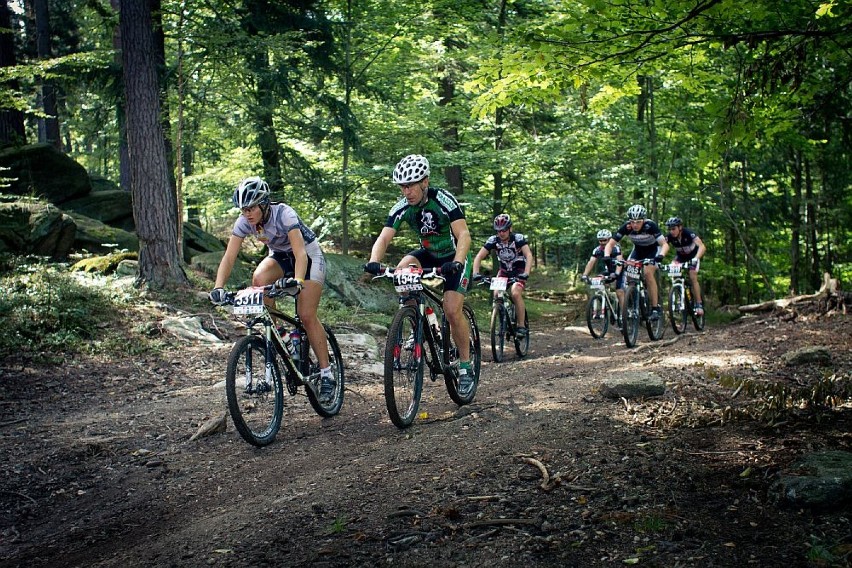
(225, 335), (284, 447)
(303, 324), (345, 417)
(444, 303), (481, 406)
(513, 307), (530, 358)
(586, 292), (609, 339)
(669, 285), (687, 335)
(383, 306), (423, 428)
(490, 303), (506, 362)
(622, 284), (641, 348)
(688, 287), (706, 331)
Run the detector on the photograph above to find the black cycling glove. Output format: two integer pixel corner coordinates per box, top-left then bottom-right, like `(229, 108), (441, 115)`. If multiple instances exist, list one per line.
(440, 261), (463, 276)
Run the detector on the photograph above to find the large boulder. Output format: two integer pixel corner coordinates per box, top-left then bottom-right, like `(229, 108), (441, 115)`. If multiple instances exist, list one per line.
(190, 251), (254, 288)
(0, 200), (77, 260)
(183, 221), (225, 260)
(66, 211), (139, 253)
(324, 253), (398, 313)
(62, 189), (135, 232)
(0, 144), (92, 205)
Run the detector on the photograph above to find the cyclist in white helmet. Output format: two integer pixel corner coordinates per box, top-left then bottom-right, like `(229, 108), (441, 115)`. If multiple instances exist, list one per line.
(581, 228), (625, 310)
(603, 204), (668, 321)
(472, 213), (533, 336)
(208, 176), (335, 402)
(365, 154), (475, 395)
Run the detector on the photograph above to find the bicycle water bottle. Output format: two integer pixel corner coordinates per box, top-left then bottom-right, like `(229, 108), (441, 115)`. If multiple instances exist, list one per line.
(290, 329), (301, 362)
(426, 307), (441, 340)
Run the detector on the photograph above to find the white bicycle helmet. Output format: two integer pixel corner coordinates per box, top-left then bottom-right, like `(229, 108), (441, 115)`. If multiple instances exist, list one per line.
(493, 214), (512, 231)
(392, 154), (430, 184)
(233, 177), (270, 209)
(665, 216), (683, 228)
(627, 204), (647, 220)
(596, 229), (612, 240)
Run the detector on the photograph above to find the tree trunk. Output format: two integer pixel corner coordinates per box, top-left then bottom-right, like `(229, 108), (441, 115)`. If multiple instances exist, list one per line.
(790, 150), (802, 294)
(33, 0), (61, 150)
(804, 158), (819, 292)
(0, 0), (26, 146)
(120, 0), (188, 288)
(111, 0), (131, 191)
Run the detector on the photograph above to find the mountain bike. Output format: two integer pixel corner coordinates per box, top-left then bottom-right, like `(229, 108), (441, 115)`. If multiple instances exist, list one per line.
(477, 275), (529, 362)
(584, 274), (621, 339)
(222, 283), (344, 446)
(616, 259), (665, 348)
(371, 265), (481, 428)
(662, 262), (706, 334)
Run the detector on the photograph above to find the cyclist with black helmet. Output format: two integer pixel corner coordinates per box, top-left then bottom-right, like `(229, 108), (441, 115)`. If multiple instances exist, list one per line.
(209, 176), (336, 402)
(664, 216), (706, 316)
(581, 229), (625, 310)
(603, 204), (668, 320)
(364, 154), (476, 394)
(472, 214), (533, 336)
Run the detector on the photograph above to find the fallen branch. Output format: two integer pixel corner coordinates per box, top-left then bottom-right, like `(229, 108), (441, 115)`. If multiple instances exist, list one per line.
(188, 412), (227, 442)
(518, 456), (561, 491)
(634, 334), (682, 353)
(465, 518), (539, 529)
(739, 272), (842, 313)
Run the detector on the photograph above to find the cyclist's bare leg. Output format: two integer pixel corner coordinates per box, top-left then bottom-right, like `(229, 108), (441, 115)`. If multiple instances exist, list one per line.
(396, 255), (420, 270)
(645, 264), (659, 306)
(615, 286), (625, 308)
(689, 270), (703, 304)
(297, 280), (330, 369)
(443, 290), (470, 362)
(511, 283), (526, 328)
(252, 257), (285, 307)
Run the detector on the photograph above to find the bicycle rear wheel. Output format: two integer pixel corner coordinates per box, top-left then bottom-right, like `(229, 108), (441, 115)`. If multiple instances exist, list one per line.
(225, 335), (283, 447)
(490, 303), (506, 362)
(586, 292), (609, 339)
(302, 325), (345, 417)
(513, 307), (530, 358)
(384, 306), (424, 428)
(622, 284), (640, 348)
(444, 304), (481, 405)
(669, 285), (687, 335)
(689, 288), (706, 331)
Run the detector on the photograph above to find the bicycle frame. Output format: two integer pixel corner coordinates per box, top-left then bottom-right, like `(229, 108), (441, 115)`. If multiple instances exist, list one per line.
(586, 275), (620, 338)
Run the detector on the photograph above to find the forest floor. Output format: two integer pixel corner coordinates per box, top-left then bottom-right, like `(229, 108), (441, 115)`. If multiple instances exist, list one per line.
(1, 296), (851, 567)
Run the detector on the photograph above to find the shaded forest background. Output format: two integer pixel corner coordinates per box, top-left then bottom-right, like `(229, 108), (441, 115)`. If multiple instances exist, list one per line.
(1, 0), (849, 304)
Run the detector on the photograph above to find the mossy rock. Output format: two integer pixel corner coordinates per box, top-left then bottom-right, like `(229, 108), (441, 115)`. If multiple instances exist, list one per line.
(66, 211), (139, 253)
(71, 251), (139, 275)
(0, 144), (92, 205)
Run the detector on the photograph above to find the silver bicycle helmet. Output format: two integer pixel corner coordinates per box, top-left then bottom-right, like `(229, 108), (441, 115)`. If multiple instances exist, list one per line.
(392, 154), (430, 184)
(665, 216), (683, 228)
(233, 177), (270, 209)
(627, 204), (647, 220)
(596, 229), (612, 240)
(493, 214), (512, 231)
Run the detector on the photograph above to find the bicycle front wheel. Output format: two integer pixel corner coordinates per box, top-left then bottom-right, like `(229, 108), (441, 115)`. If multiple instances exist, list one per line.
(384, 306), (424, 428)
(303, 325), (345, 418)
(444, 304), (481, 406)
(689, 289), (706, 331)
(513, 307), (530, 358)
(669, 285), (687, 335)
(490, 304), (506, 362)
(646, 297), (666, 341)
(586, 292), (609, 339)
(622, 284), (640, 348)
(225, 335), (284, 447)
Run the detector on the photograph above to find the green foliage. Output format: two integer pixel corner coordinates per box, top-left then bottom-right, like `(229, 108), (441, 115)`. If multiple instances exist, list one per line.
(0, 257), (123, 357)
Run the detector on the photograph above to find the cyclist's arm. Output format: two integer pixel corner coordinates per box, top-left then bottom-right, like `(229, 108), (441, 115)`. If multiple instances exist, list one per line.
(449, 218), (471, 263)
(694, 236), (706, 260)
(368, 226), (396, 264)
(288, 227), (308, 282)
(581, 256), (596, 277)
(472, 246), (489, 274)
(603, 238), (616, 257)
(655, 235), (669, 259)
(214, 235), (244, 288)
(520, 243), (533, 276)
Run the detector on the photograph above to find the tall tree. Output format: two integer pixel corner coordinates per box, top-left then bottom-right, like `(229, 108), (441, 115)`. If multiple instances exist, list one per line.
(0, 0), (26, 146)
(31, 0), (61, 148)
(120, 0), (188, 288)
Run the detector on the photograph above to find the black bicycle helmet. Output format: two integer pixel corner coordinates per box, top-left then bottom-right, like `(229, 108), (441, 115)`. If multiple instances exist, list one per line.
(665, 216), (683, 228)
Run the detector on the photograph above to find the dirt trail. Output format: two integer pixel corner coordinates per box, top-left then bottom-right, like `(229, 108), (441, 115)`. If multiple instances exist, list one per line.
(1, 311), (850, 567)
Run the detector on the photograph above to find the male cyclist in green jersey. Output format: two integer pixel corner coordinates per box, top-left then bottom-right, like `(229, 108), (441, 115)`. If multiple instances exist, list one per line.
(365, 154), (475, 394)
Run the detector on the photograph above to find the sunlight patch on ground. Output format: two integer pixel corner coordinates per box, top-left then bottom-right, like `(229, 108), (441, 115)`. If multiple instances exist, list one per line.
(655, 349), (757, 368)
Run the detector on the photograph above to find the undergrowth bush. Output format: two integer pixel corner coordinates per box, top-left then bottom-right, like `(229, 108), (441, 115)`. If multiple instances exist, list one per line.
(0, 256), (119, 357)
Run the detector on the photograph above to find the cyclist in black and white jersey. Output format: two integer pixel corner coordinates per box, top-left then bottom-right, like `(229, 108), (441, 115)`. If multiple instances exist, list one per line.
(472, 214), (533, 336)
(603, 204), (669, 320)
(664, 216), (706, 316)
(581, 229), (625, 310)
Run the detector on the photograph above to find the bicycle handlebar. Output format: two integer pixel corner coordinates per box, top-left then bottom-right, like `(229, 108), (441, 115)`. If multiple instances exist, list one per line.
(369, 265), (445, 281)
(222, 283), (302, 305)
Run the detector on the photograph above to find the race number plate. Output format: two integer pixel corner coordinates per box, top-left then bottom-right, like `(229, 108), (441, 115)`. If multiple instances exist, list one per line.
(625, 261), (642, 281)
(590, 277), (605, 290)
(233, 287), (265, 315)
(393, 267), (424, 292)
(490, 276), (508, 291)
(668, 264), (682, 276)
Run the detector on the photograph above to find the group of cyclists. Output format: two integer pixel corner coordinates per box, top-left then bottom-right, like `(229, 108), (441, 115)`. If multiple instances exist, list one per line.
(207, 153), (707, 406)
(580, 204), (706, 320)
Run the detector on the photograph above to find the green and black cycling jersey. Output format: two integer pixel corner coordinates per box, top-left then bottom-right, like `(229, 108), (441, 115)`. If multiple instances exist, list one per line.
(385, 187), (465, 257)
